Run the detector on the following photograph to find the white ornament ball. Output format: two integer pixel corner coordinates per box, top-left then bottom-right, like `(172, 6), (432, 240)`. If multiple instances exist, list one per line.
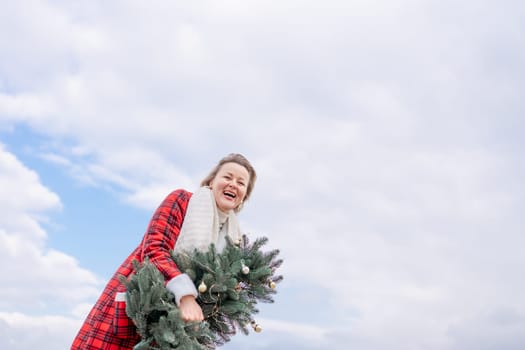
(198, 281), (207, 293)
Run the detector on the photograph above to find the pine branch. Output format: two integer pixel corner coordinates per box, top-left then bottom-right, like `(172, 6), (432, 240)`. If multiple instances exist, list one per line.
(122, 235), (283, 349)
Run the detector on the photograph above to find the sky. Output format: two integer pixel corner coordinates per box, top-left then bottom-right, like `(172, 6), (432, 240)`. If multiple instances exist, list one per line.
(1, 0), (524, 349)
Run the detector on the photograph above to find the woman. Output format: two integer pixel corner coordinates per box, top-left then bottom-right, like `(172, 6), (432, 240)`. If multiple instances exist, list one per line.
(71, 153), (257, 349)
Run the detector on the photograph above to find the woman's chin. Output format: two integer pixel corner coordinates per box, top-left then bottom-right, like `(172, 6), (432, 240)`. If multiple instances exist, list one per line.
(217, 201), (236, 212)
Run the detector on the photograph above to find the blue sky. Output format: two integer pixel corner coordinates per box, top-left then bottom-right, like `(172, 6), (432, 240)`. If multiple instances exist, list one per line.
(1, 125), (148, 277)
(1, 1), (525, 349)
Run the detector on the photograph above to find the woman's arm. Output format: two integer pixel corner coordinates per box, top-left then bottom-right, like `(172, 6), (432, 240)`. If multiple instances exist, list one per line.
(141, 189), (190, 276)
(140, 189), (203, 321)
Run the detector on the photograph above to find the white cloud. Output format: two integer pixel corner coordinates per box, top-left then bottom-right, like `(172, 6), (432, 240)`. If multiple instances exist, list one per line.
(1, 0), (524, 349)
(221, 317), (331, 350)
(0, 312), (80, 350)
(0, 231), (101, 306)
(0, 145), (102, 347)
(0, 144), (61, 238)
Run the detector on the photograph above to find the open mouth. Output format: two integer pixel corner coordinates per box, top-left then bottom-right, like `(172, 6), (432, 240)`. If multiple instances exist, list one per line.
(224, 191), (236, 199)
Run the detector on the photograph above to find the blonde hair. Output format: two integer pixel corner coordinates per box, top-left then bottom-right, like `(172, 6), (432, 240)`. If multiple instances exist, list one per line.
(200, 153), (257, 211)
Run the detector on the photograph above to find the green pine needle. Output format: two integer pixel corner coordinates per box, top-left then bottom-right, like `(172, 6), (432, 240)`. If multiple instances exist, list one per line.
(122, 234), (283, 349)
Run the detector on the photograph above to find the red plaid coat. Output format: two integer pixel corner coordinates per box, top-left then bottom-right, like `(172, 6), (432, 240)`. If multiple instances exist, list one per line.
(71, 189), (192, 349)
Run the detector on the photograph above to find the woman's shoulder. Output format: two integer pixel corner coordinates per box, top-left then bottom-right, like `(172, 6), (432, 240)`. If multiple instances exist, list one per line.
(170, 188), (192, 195)
(156, 189), (193, 211)
(167, 188), (193, 199)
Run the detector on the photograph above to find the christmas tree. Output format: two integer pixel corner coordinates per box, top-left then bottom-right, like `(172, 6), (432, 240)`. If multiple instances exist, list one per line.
(122, 234), (283, 349)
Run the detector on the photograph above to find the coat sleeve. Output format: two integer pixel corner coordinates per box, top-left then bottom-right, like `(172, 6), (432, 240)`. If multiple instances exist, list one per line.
(140, 189), (192, 281)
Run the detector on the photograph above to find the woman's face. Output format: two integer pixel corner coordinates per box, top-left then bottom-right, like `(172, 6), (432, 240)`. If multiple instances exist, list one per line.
(209, 162), (250, 212)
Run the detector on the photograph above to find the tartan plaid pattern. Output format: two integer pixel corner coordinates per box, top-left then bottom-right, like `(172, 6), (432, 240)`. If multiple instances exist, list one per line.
(71, 189), (192, 349)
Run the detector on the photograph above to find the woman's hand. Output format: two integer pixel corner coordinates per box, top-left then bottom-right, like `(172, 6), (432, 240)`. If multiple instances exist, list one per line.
(179, 295), (204, 322)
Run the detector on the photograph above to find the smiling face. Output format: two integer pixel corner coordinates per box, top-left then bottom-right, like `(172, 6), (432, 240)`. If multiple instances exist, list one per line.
(209, 162), (250, 213)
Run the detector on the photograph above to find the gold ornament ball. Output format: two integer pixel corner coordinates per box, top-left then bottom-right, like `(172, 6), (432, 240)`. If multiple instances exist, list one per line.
(269, 281), (276, 289)
(253, 324), (262, 333)
(198, 281), (207, 293)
